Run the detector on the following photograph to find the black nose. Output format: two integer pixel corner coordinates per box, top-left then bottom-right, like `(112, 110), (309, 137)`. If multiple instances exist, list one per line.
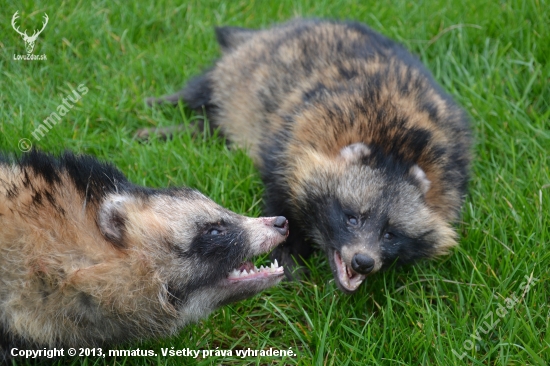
(351, 253), (375, 274)
(273, 216), (289, 235)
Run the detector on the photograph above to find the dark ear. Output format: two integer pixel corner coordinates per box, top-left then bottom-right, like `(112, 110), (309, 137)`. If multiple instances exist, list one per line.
(98, 195), (129, 248)
(410, 165), (431, 195)
(215, 26), (257, 52)
(339, 143), (371, 163)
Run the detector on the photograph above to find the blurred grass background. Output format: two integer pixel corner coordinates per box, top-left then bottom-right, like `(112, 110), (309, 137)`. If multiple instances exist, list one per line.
(0, 0), (548, 365)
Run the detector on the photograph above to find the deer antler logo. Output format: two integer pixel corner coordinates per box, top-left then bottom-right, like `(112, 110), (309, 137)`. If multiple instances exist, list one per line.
(11, 11), (49, 54)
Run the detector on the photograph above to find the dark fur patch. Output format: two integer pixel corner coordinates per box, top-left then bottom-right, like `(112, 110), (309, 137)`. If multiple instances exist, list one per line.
(381, 229), (436, 267)
(215, 26), (257, 51)
(0, 326), (30, 363)
(0, 150), (132, 205)
(187, 221), (246, 264)
(100, 206), (127, 248)
(5, 183), (19, 200)
(182, 72), (214, 112)
(60, 151), (130, 203)
(168, 220), (249, 306)
(19, 149), (62, 186)
(31, 191), (43, 206)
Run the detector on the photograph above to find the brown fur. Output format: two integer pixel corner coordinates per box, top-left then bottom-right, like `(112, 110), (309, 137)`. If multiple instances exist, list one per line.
(147, 19), (472, 293)
(0, 151), (288, 360)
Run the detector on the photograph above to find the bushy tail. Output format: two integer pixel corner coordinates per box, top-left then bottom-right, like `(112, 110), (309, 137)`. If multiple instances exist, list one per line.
(180, 71), (213, 111)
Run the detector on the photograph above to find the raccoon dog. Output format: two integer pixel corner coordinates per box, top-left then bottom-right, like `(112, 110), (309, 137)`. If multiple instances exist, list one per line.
(147, 19), (472, 293)
(0, 150), (288, 360)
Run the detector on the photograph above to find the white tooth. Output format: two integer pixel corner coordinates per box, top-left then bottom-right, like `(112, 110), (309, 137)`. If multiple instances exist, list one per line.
(260, 265), (265, 270)
(274, 259), (279, 268)
(242, 270), (248, 276)
(270, 262), (275, 269)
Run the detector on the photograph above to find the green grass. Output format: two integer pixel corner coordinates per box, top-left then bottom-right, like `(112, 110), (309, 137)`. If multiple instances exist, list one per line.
(1, 0), (549, 365)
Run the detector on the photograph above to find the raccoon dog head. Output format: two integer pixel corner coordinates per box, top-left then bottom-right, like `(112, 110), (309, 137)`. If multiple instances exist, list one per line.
(98, 188), (288, 321)
(293, 143), (456, 293)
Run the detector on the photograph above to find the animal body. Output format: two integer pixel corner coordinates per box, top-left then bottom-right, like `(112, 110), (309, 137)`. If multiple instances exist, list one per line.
(0, 150), (287, 361)
(147, 19), (472, 293)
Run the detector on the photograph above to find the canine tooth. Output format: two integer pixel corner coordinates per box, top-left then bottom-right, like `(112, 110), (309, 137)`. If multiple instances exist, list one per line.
(274, 259), (279, 268)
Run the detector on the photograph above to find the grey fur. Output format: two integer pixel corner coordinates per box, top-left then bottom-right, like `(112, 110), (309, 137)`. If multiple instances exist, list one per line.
(146, 19), (472, 293)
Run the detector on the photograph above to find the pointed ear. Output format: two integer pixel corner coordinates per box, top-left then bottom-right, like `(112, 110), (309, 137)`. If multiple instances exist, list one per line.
(410, 165), (431, 195)
(215, 26), (257, 52)
(98, 195), (130, 248)
(339, 143), (371, 163)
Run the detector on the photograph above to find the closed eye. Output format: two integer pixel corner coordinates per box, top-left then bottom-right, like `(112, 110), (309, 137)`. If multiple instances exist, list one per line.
(381, 219), (396, 241)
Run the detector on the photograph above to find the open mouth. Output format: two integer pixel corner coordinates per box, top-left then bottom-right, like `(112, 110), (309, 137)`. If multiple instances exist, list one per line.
(227, 259), (284, 282)
(333, 251), (365, 292)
